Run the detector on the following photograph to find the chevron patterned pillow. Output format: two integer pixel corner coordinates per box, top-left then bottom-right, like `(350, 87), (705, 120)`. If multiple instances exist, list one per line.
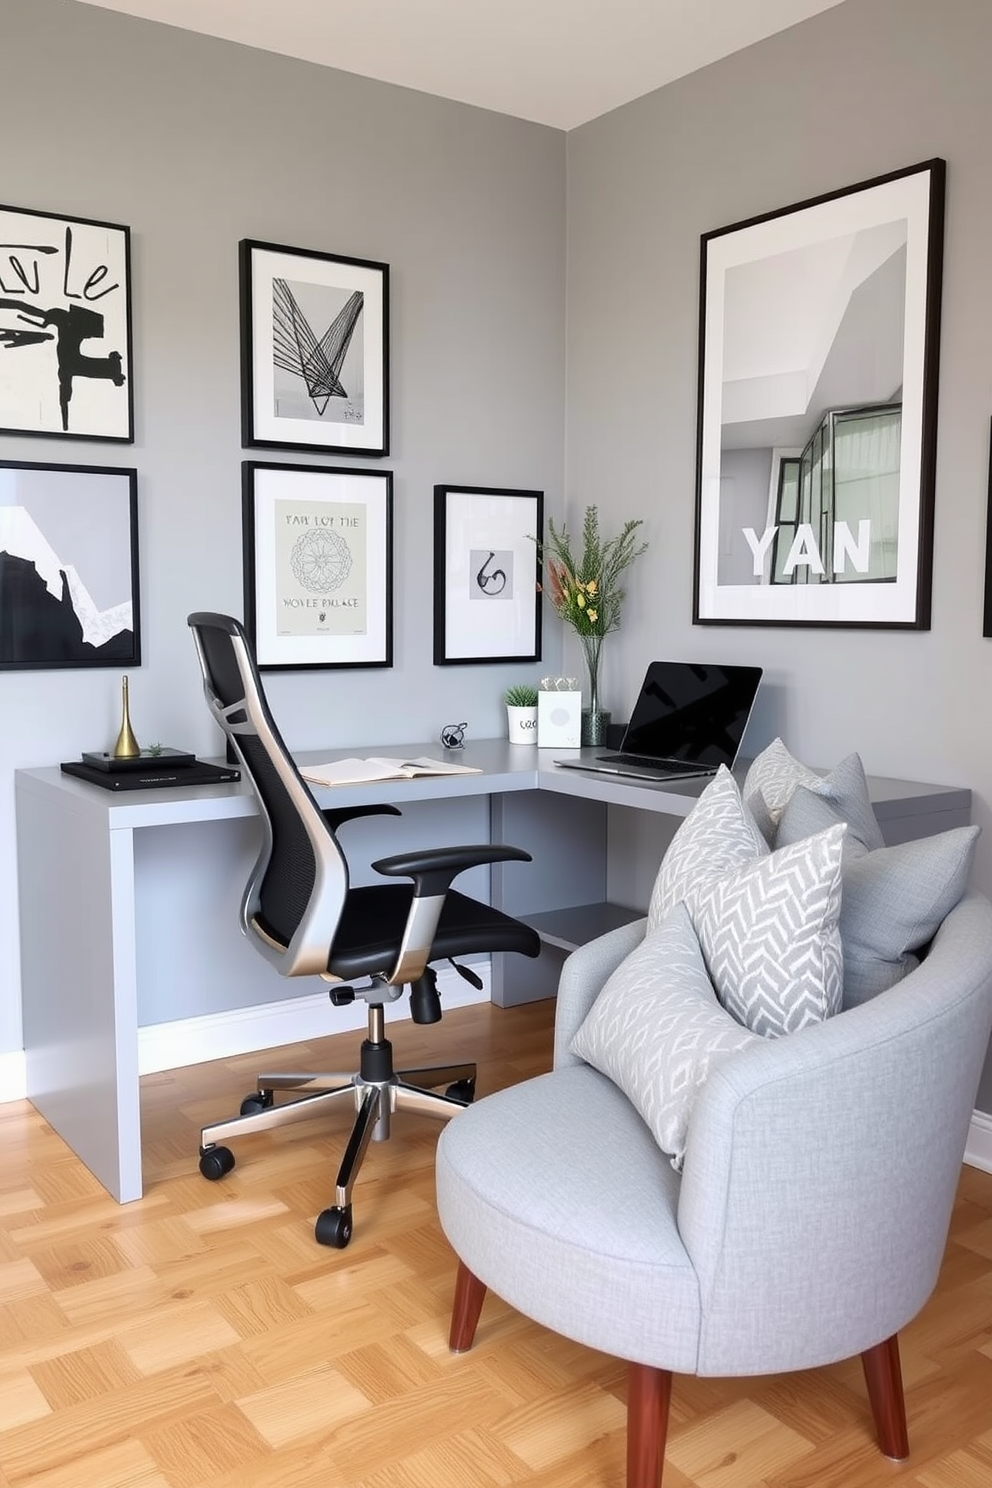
(570, 902), (760, 1169)
(742, 738), (830, 830)
(683, 822), (846, 1038)
(647, 765), (768, 934)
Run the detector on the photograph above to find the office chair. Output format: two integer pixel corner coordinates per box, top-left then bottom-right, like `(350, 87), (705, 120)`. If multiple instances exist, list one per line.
(187, 612), (541, 1248)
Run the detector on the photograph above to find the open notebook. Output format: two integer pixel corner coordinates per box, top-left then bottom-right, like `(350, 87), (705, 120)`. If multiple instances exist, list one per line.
(300, 756), (481, 788)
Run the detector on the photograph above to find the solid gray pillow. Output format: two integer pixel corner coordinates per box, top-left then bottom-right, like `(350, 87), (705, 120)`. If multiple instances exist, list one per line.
(841, 826), (981, 1006)
(570, 902), (759, 1169)
(774, 787), (979, 1006)
(776, 774), (880, 862)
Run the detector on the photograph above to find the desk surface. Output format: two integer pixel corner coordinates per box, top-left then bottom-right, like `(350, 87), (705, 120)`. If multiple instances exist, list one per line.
(17, 738), (971, 826)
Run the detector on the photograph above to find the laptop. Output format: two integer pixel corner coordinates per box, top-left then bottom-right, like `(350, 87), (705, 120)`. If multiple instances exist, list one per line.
(555, 660), (762, 783)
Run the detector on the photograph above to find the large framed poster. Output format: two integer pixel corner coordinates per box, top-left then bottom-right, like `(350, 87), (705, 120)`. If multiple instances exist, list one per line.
(694, 159), (944, 629)
(0, 204), (133, 442)
(243, 461), (392, 670)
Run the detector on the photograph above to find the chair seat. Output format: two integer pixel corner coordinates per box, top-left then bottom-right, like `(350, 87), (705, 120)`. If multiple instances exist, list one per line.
(326, 884), (540, 980)
(435, 1064), (702, 1372)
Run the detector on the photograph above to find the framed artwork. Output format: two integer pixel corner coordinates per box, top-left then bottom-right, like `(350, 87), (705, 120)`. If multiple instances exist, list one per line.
(0, 460), (139, 670)
(243, 461), (392, 670)
(694, 158), (945, 629)
(983, 419), (992, 638)
(240, 239), (389, 457)
(433, 484), (543, 664)
(0, 204), (133, 442)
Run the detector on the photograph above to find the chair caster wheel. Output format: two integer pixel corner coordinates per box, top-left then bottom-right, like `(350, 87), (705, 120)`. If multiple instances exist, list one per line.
(199, 1145), (235, 1180)
(446, 1078), (476, 1104)
(315, 1205), (353, 1248)
(239, 1091), (272, 1116)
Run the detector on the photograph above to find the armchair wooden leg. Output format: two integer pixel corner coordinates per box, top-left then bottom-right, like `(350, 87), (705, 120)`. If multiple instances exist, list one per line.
(861, 1334), (909, 1461)
(449, 1261), (487, 1352)
(627, 1362), (673, 1488)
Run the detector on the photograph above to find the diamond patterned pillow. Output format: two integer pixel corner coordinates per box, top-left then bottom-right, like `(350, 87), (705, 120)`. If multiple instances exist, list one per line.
(570, 902), (760, 1169)
(683, 823), (846, 1037)
(647, 766), (767, 934)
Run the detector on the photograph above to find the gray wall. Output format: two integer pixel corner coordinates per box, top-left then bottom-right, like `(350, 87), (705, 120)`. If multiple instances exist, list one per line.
(5, 0), (992, 1112)
(565, 0), (992, 1109)
(0, 0), (565, 1058)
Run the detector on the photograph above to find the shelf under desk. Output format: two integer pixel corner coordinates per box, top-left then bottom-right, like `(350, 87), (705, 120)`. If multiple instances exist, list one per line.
(15, 740), (972, 1203)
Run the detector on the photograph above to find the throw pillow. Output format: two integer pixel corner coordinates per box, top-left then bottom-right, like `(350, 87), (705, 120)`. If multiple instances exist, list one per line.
(840, 825), (980, 1006)
(570, 902), (760, 1170)
(683, 822), (846, 1037)
(776, 776), (879, 861)
(742, 738), (830, 831)
(646, 765), (767, 934)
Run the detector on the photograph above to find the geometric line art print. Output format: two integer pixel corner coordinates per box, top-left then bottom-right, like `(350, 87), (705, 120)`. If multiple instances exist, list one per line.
(272, 280), (363, 417)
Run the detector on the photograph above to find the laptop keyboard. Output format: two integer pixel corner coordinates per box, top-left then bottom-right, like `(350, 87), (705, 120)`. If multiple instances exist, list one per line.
(596, 752), (696, 772)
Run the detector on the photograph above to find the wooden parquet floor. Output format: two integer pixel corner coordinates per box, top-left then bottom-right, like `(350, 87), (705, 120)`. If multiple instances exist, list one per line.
(1, 998), (991, 1488)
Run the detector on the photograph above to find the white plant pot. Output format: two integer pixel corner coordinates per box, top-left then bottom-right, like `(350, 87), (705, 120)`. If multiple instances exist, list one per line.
(506, 705), (538, 744)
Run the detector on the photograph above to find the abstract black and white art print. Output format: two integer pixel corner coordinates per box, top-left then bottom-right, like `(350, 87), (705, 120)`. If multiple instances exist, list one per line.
(694, 159), (944, 630)
(0, 461), (139, 670)
(0, 205), (133, 442)
(240, 240), (389, 457)
(243, 462), (393, 669)
(433, 485), (543, 664)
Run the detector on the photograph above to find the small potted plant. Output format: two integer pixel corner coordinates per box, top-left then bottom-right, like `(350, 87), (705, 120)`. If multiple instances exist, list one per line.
(504, 684), (539, 744)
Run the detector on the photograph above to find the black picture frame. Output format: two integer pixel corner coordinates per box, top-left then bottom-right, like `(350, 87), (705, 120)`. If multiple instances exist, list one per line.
(694, 159), (945, 630)
(240, 239), (389, 457)
(433, 484), (543, 664)
(0, 459), (139, 670)
(982, 419), (992, 638)
(243, 461), (393, 670)
(0, 203), (134, 443)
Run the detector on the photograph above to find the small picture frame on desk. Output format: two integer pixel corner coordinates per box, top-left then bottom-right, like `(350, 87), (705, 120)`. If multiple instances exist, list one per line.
(243, 461), (393, 670)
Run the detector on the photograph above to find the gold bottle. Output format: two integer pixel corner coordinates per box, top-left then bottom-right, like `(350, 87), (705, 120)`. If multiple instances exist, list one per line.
(113, 675), (141, 759)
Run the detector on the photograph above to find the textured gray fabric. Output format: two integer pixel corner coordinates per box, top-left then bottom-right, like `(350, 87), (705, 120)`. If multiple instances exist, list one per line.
(744, 743), (885, 856)
(435, 892), (992, 1382)
(646, 766), (767, 934)
(435, 1065), (702, 1371)
(570, 903), (759, 1169)
(840, 825), (980, 1006)
(776, 767), (883, 860)
(554, 917), (647, 1070)
(683, 823), (846, 1037)
(678, 892), (992, 1373)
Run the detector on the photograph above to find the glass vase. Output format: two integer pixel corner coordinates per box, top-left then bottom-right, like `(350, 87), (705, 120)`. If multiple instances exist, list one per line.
(579, 635), (611, 747)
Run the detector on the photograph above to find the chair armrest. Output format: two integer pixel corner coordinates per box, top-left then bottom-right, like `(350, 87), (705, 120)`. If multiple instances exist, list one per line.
(554, 917), (647, 1069)
(322, 803), (402, 833)
(371, 843), (531, 897)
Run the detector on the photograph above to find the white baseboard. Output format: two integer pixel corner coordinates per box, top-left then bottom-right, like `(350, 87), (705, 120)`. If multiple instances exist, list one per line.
(136, 963), (489, 1076)
(964, 1108), (992, 1174)
(0, 1047), (26, 1102)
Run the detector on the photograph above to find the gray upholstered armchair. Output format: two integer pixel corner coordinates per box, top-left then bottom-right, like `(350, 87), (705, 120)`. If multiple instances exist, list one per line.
(435, 889), (992, 1487)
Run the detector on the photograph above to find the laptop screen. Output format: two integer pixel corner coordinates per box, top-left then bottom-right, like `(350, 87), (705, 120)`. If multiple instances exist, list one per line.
(619, 661), (763, 767)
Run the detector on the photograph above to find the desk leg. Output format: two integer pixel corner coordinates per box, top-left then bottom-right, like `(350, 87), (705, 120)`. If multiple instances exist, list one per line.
(17, 786), (142, 1203)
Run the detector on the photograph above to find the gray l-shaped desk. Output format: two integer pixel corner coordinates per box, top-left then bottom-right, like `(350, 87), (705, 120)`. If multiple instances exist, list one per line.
(15, 741), (971, 1203)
